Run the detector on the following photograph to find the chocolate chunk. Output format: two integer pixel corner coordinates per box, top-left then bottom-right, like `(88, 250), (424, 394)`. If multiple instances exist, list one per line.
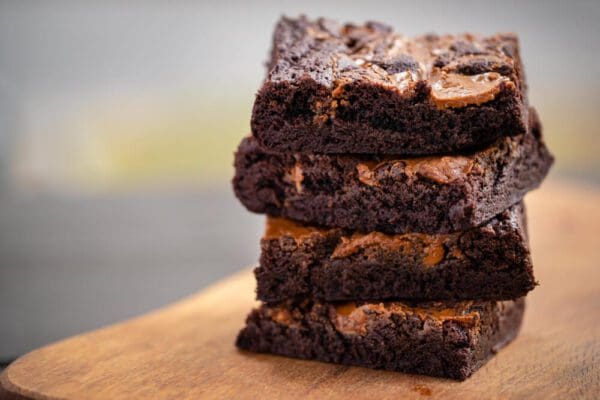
(449, 39), (485, 56)
(373, 54), (419, 73)
(450, 56), (514, 75)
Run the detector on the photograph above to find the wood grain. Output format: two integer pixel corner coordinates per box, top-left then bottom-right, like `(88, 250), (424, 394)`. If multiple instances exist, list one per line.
(1, 180), (599, 399)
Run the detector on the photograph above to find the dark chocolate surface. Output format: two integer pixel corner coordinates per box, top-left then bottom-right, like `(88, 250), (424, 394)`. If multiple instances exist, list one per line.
(252, 16), (528, 155)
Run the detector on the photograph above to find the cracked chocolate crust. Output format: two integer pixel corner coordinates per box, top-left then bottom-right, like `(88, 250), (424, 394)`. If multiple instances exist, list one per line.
(251, 16), (528, 155)
(236, 298), (525, 380)
(233, 109), (553, 234)
(256, 203), (535, 303)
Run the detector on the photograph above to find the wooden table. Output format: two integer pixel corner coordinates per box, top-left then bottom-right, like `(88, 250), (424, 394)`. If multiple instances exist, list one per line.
(1, 181), (599, 399)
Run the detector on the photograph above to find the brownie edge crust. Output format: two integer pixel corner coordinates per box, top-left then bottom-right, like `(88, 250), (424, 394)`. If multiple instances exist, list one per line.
(236, 298), (525, 380)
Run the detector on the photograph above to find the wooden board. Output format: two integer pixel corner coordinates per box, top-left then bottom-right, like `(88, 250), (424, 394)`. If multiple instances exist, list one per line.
(1, 180), (599, 400)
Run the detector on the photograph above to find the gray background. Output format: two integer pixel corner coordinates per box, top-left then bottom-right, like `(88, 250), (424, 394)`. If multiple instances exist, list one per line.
(1, 1), (599, 362)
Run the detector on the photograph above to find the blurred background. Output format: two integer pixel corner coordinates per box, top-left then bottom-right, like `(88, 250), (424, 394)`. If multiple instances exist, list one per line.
(0, 1), (599, 364)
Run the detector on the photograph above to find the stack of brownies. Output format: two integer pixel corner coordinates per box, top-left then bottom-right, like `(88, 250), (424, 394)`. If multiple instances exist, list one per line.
(233, 16), (553, 380)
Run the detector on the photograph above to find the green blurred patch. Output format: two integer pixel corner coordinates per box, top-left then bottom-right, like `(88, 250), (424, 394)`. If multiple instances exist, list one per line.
(73, 93), (251, 190)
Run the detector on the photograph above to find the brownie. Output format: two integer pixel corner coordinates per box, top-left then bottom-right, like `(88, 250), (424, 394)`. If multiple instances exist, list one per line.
(237, 298), (525, 380)
(256, 203), (534, 303)
(234, 109), (553, 234)
(252, 16), (528, 155)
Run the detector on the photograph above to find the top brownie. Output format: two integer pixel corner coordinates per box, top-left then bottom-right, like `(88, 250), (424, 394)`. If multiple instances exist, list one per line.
(252, 16), (528, 155)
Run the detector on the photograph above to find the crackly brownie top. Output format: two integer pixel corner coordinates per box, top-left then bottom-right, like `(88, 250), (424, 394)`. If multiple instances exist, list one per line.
(268, 16), (522, 109)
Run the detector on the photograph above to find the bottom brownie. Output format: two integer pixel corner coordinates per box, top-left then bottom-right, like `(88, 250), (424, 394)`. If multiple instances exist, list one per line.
(236, 298), (524, 380)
